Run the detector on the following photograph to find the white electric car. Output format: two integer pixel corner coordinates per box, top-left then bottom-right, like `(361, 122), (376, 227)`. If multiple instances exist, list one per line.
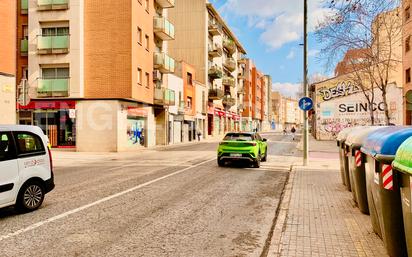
(0, 125), (54, 212)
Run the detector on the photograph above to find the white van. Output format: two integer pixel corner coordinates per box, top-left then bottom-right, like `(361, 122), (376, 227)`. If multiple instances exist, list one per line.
(0, 125), (54, 212)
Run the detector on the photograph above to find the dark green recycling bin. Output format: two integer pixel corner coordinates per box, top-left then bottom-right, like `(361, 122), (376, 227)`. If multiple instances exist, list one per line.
(361, 127), (412, 257)
(337, 127), (356, 190)
(345, 126), (382, 214)
(393, 136), (412, 257)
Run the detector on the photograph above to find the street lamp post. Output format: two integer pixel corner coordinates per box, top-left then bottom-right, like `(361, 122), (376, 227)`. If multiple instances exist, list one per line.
(303, 0), (309, 166)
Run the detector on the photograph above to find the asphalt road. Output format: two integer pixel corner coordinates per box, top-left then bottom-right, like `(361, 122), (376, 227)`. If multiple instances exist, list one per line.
(0, 132), (300, 257)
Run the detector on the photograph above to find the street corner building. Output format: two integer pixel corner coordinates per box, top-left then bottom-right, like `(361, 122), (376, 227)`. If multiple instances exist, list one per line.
(311, 76), (403, 140)
(14, 0), (179, 152)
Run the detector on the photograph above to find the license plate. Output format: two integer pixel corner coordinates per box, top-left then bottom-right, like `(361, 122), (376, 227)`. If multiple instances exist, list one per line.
(230, 153), (242, 157)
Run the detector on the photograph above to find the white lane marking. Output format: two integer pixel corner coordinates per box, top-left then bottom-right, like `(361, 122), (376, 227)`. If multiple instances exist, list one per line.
(0, 158), (215, 242)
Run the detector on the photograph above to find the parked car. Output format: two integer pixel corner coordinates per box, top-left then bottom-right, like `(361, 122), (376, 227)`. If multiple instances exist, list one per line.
(0, 125), (54, 212)
(217, 132), (268, 168)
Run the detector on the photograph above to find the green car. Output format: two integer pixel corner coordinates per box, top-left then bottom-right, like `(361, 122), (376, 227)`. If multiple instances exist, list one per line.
(217, 132), (268, 168)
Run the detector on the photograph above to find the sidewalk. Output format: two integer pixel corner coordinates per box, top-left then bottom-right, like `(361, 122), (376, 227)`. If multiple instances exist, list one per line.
(268, 137), (388, 257)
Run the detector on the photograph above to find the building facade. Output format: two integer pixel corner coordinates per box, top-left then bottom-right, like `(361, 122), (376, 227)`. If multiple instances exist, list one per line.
(403, 0), (412, 124)
(168, 1), (245, 137)
(0, 0), (17, 124)
(15, 0), (177, 151)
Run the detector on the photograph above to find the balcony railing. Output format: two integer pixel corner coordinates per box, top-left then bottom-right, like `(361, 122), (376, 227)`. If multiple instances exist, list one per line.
(223, 58), (236, 72)
(222, 76), (235, 87)
(208, 22), (222, 36)
(154, 17), (175, 41)
(222, 95), (236, 107)
(21, 0), (28, 14)
(223, 39), (236, 53)
(154, 52), (175, 74)
(37, 0), (69, 10)
(154, 88), (175, 106)
(37, 35), (70, 54)
(208, 88), (224, 100)
(208, 44), (222, 58)
(155, 0), (174, 8)
(20, 39), (28, 56)
(37, 78), (69, 97)
(208, 65), (223, 79)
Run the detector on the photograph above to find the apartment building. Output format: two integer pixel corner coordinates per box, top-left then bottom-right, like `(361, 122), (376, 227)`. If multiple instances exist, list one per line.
(168, 1), (245, 137)
(15, 0), (176, 151)
(0, 0), (17, 124)
(252, 68), (263, 131)
(404, 0), (412, 124)
(239, 58), (254, 131)
(262, 75), (272, 131)
(270, 91), (283, 131)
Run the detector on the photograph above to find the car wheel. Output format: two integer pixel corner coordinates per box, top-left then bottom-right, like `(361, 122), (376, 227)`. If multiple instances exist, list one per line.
(218, 159), (225, 167)
(16, 180), (45, 212)
(262, 148), (268, 162)
(252, 155), (261, 168)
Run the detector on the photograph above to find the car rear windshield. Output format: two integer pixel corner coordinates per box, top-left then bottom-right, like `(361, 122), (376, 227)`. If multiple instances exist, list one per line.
(223, 133), (253, 141)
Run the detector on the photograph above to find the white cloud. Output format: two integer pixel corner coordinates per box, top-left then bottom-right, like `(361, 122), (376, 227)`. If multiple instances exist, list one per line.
(221, 0), (335, 50)
(286, 50), (296, 60)
(272, 82), (302, 98)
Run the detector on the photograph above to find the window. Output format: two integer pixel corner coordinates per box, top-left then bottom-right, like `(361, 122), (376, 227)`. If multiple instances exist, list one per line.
(13, 132), (45, 156)
(145, 0), (149, 12)
(138, 68), (142, 85)
(223, 133), (253, 141)
(42, 67), (69, 79)
(406, 6), (411, 21)
(42, 27), (69, 36)
(145, 35), (149, 50)
(406, 36), (411, 53)
(187, 97), (192, 108)
(187, 72), (193, 85)
(0, 133), (16, 162)
(145, 72), (150, 88)
(137, 27), (142, 45)
(22, 66), (28, 79)
(22, 25), (28, 39)
(407, 68), (411, 84)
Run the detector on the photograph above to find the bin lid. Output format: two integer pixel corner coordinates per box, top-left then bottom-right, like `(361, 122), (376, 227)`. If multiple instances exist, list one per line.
(345, 126), (384, 149)
(393, 136), (412, 175)
(361, 126), (412, 160)
(336, 127), (357, 143)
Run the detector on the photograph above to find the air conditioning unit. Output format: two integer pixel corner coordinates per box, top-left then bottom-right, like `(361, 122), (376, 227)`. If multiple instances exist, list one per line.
(153, 70), (162, 82)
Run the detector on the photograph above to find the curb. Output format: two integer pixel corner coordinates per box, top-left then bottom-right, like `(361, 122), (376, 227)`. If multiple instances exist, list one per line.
(266, 165), (296, 257)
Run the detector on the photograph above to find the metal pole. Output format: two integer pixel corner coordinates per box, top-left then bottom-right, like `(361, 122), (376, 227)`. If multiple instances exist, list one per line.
(303, 0), (309, 166)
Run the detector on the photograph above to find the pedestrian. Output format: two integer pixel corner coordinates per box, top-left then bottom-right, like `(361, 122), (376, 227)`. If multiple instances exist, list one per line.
(283, 128), (287, 135)
(197, 130), (202, 141)
(291, 126), (296, 141)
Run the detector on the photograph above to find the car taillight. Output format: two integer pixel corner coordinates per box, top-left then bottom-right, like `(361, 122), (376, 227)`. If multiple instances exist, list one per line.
(47, 147), (53, 172)
(248, 142), (257, 146)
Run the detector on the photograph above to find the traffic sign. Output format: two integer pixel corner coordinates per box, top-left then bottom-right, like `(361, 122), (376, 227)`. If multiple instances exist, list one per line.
(299, 97), (313, 111)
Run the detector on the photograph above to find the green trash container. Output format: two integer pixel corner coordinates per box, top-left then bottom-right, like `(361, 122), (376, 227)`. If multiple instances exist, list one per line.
(345, 126), (382, 213)
(393, 136), (412, 257)
(361, 126), (411, 257)
(336, 127), (353, 186)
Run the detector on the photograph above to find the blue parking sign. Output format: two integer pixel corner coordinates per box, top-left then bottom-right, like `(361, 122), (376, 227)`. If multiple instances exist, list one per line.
(299, 97), (313, 111)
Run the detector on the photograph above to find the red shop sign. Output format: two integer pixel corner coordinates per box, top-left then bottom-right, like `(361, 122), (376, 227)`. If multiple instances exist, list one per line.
(128, 107), (148, 117)
(17, 100), (76, 110)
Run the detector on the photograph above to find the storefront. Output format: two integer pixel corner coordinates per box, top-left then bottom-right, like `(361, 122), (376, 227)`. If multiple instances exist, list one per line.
(17, 100), (76, 148)
(127, 107), (147, 147)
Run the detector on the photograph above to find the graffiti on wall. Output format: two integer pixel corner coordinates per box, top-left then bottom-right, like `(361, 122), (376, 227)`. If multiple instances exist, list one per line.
(318, 81), (361, 102)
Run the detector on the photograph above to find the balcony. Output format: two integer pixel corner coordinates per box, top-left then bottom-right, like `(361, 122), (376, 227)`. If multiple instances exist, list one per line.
(237, 85), (245, 94)
(37, 35), (70, 54)
(155, 0), (174, 8)
(223, 39), (236, 54)
(222, 95), (236, 107)
(223, 58), (236, 72)
(154, 52), (175, 74)
(222, 76), (235, 88)
(20, 39), (28, 56)
(154, 17), (175, 41)
(208, 44), (222, 58)
(154, 88), (176, 106)
(208, 88), (224, 100)
(37, 78), (69, 97)
(21, 0), (28, 14)
(208, 23), (222, 36)
(37, 0), (69, 10)
(208, 65), (223, 79)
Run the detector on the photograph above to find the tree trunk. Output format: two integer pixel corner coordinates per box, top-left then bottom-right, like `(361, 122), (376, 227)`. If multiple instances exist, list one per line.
(370, 106), (375, 125)
(381, 86), (390, 125)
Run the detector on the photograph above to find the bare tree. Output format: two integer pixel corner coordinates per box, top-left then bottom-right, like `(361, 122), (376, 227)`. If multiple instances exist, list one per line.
(317, 0), (402, 125)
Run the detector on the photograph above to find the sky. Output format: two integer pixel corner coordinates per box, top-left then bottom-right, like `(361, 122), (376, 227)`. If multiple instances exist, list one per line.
(209, 0), (336, 98)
